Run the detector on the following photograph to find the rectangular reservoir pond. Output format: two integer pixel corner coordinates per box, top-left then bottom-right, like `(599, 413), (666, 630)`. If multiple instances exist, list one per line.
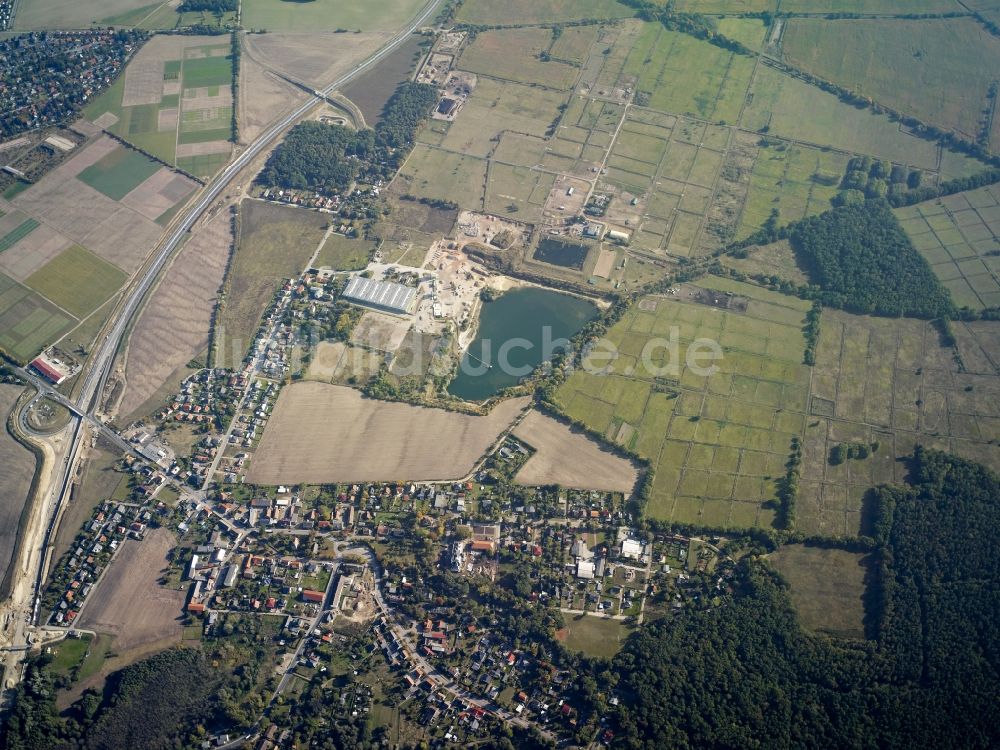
(448, 286), (598, 401)
(533, 238), (591, 270)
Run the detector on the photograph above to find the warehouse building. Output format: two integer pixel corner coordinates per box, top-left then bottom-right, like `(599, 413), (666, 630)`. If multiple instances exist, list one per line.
(342, 276), (416, 315)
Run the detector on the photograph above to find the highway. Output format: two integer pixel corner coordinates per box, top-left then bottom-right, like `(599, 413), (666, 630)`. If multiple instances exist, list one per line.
(2, 0), (445, 691)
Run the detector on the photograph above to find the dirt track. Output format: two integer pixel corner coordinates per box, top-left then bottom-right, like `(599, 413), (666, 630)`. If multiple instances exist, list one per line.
(246, 382), (530, 484)
(513, 410), (640, 493)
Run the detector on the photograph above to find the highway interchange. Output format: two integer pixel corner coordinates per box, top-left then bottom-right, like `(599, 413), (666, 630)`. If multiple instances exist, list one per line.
(1, 0), (445, 694)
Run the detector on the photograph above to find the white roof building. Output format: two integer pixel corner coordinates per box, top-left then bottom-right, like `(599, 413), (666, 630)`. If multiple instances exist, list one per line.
(621, 538), (645, 560)
(342, 276), (416, 315)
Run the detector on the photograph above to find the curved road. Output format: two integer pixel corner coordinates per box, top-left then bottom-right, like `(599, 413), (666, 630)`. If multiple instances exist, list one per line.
(80, 0), (445, 415)
(5, 0), (444, 669)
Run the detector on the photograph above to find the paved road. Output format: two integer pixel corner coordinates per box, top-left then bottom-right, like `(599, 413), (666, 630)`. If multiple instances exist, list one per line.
(2, 0), (445, 695)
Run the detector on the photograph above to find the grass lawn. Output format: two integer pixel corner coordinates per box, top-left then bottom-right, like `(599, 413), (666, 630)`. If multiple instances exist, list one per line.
(557, 614), (634, 658)
(458, 27), (581, 90)
(0, 272), (76, 363)
(215, 200), (327, 367)
(25, 245), (127, 319)
(314, 234), (375, 271)
(241, 0), (425, 32)
(768, 544), (870, 639)
(740, 64), (985, 176)
(77, 147), (161, 201)
(180, 55), (232, 89)
(456, 0), (633, 24)
(395, 145), (487, 208)
(782, 17), (1000, 140)
(556, 276), (811, 530)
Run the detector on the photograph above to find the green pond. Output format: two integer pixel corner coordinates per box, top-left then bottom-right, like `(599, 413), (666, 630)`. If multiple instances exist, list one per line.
(448, 286), (598, 401)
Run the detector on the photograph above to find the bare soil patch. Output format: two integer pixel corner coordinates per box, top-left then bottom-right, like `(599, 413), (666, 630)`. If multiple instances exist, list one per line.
(349, 311), (412, 352)
(119, 209), (231, 419)
(0, 385), (36, 587)
(175, 141), (233, 158)
(121, 167), (197, 222)
(237, 46), (309, 145)
(246, 382), (530, 484)
(0, 222), (72, 281)
(80, 207), (163, 274)
(77, 527), (186, 652)
(243, 31), (389, 90)
(513, 410), (640, 493)
(305, 340), (347, 381)
(157, 108), (178, 132)
(592, 248), (616, 279)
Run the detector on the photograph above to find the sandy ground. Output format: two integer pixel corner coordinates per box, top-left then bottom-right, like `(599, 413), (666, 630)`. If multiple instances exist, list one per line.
(246, 382), (530, 484)
(118, 209), (231, 419)
(305, 340), (347, 381)
(513, 410), (640, 493)
(77, 527), (185, 651)
(592, 248), (616, 279)
(350, 311), (412, 352)
(120, 167), (197, 222)
(0, 386), (37, 587)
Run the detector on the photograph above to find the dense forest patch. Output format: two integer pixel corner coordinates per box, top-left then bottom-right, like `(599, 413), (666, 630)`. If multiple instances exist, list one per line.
(789, 199), (954, 319)
(608, 448), (1000, 749)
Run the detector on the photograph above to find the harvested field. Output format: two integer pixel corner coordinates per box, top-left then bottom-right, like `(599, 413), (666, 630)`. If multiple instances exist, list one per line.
(25, 245), (126, 319)
(122, 55), (165, 107)
(175, 141), (233, 158)
(216, 201), (326, 368)
(237, 45), (309, 145)
(246, 383), (530, 484)
(768, 545), (871, 639)
(78, 147), (162, 201)
(0, 222), (72, 282)
(243, 32), (389, 90)
(0, 385), (36, 589)
(341, 36), (423, 124)
(241, 0), (424, 32)
(513, 410), (639, 493)
(77, 528), (186, 652)
(11, 136), (167, 275)
(120, 167), (197, 222)
(119, 210), (231, 420)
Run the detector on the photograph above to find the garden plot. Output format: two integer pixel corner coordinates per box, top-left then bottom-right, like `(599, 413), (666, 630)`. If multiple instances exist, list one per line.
(555, 276), (812, 530)
(798, 309), (1000, 538)
(894, 184), (1000, 310)
(741, 64), (987, 178)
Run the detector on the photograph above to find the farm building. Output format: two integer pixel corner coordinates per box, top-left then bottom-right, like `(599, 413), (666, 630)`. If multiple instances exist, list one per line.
(437, 98), (458, 115)
(29, 356), (67, 385)
(342, 276), (416, 315)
